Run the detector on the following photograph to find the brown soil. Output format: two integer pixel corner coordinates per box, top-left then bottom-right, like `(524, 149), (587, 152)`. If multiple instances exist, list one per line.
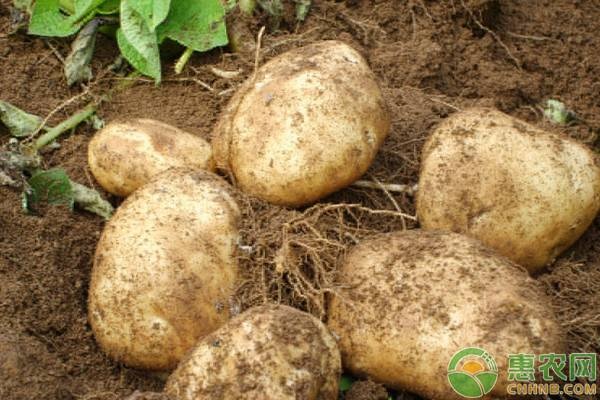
(344, 380), (389, 400)
(1, 0), (600, 399)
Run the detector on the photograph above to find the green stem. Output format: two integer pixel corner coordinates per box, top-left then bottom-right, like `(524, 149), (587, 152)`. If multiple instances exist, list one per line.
(175, 47), (194, 74)
(34, 104), (96, 151)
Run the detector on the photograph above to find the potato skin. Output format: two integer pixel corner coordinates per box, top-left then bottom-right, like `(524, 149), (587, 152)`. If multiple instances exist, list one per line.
(88, 169), (239, 371)
(327, 230), (565, 400)
(165, 304), (341, 400)
(212, 40), (390, 207)
(88, 119), (214, 197)
(416, 107), (600, 272)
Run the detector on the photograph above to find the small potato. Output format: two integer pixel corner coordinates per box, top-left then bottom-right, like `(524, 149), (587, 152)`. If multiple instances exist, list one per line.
(416, 107), (600, 272)
(88, 169), (240, 371)
(327, 230), (565, 400)
(213, 40), (390, 207)
(88, 119), (214, 197)
(165, 304), (341, 400)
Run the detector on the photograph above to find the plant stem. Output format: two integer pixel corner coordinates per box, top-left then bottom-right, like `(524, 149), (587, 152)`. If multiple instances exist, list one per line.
(174, 47), (194, 74)
(34, 103), (96, 151)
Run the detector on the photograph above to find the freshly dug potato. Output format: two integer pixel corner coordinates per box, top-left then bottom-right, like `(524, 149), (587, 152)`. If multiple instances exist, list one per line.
(88, 119), (214, 197)
(165, 304), (341, 400)
(88, 169), (240, 371)
(416, 107), (600, 272)
(213, 40), (390, 207)
(327, 230), (565, 400)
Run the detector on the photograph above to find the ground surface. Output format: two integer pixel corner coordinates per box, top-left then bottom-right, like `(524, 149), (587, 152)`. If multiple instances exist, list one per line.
(1, 0), (599, 399)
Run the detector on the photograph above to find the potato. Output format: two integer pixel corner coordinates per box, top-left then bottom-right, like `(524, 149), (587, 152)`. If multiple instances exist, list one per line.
(88, 119), (214, 197)
(165, 304), (341, 400)
(88, 169), (240, 371)
(327, 230), (565, 400)
(212, 40), (390, 207)
(416, 107), (600, 272)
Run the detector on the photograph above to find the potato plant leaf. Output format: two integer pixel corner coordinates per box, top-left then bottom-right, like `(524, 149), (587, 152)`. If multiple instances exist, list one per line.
(70, 0), (104, 23)
(127, 0), (171, 29)
(116, 28), (161, 81)
(157, 0), (227, 52)
(544, 99), (576, 125)
(0, 101), (44, 137)
(97, 0), (120, 14)
(64, 19), (100, 85)
(25, 168), (75, 210)
(71, 181), (114, 219)
(118, 0), (161, 81)
(339, 375), (354, 392)
(24, 169), (113, 218)
(28, 0), (83, 36)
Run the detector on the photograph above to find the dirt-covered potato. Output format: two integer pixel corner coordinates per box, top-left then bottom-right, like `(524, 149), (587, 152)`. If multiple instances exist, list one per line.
(416, 107), (600, 272)
(88, 119), (214, 197)
(327, 230), (565, 400)
(165, 304), (341, 400)
(212, 40), (390, 207)
(88, 169), (240, 371)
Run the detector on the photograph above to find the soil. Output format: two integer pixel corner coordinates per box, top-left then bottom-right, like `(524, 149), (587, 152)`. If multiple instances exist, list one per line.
(1, 0), (600, 399)
(344, 380), (389, 400)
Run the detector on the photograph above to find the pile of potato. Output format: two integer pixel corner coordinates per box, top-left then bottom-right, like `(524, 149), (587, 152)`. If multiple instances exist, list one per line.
(85, 40), (600, 399)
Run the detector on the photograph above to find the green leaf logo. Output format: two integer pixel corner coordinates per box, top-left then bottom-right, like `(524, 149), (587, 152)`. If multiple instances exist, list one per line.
(447, 347), (498, 398)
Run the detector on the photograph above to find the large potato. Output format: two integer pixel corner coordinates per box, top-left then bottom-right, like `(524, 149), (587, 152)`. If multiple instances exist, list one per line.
(416, 107), (600, 272)
(88, 169), (240, 371)
(88, 119), (214, 197)
(165, 304), (341, 400)
(212, 40), (390, 207)
(327, 230), (565, 400)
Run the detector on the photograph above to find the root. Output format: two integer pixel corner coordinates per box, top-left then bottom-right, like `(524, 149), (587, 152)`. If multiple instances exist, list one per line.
(235, 196), (414, 319)
(352, 179), (418, 196)
(540, 259), (600, 354)
(460, 0), (522, 70)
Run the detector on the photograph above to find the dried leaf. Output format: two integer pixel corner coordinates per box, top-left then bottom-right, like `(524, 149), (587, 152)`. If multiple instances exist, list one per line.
(64, 19), (100, 85)
(0, 101), (44, 137)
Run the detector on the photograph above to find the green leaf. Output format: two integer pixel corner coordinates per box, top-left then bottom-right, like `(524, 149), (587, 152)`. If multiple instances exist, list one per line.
(339, 375), (354, 392)
(116, 29), (161, 80)
(97, 0), (120, 14)
(126, 0), (170, 30)
(0, 101), (44, 137)
(64, 19), (99, 85)
(152, 0), (170, 29)
(544, 99), (576, 125)
(28, 0), (82, 36)
(118, 0), (161, 81)
(25, 169), (75, 210)
(71, 0), (104, 23)
(24, 169), (113, 219)
(71, 180), (114, 219)
(157, 0), (228, 52)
